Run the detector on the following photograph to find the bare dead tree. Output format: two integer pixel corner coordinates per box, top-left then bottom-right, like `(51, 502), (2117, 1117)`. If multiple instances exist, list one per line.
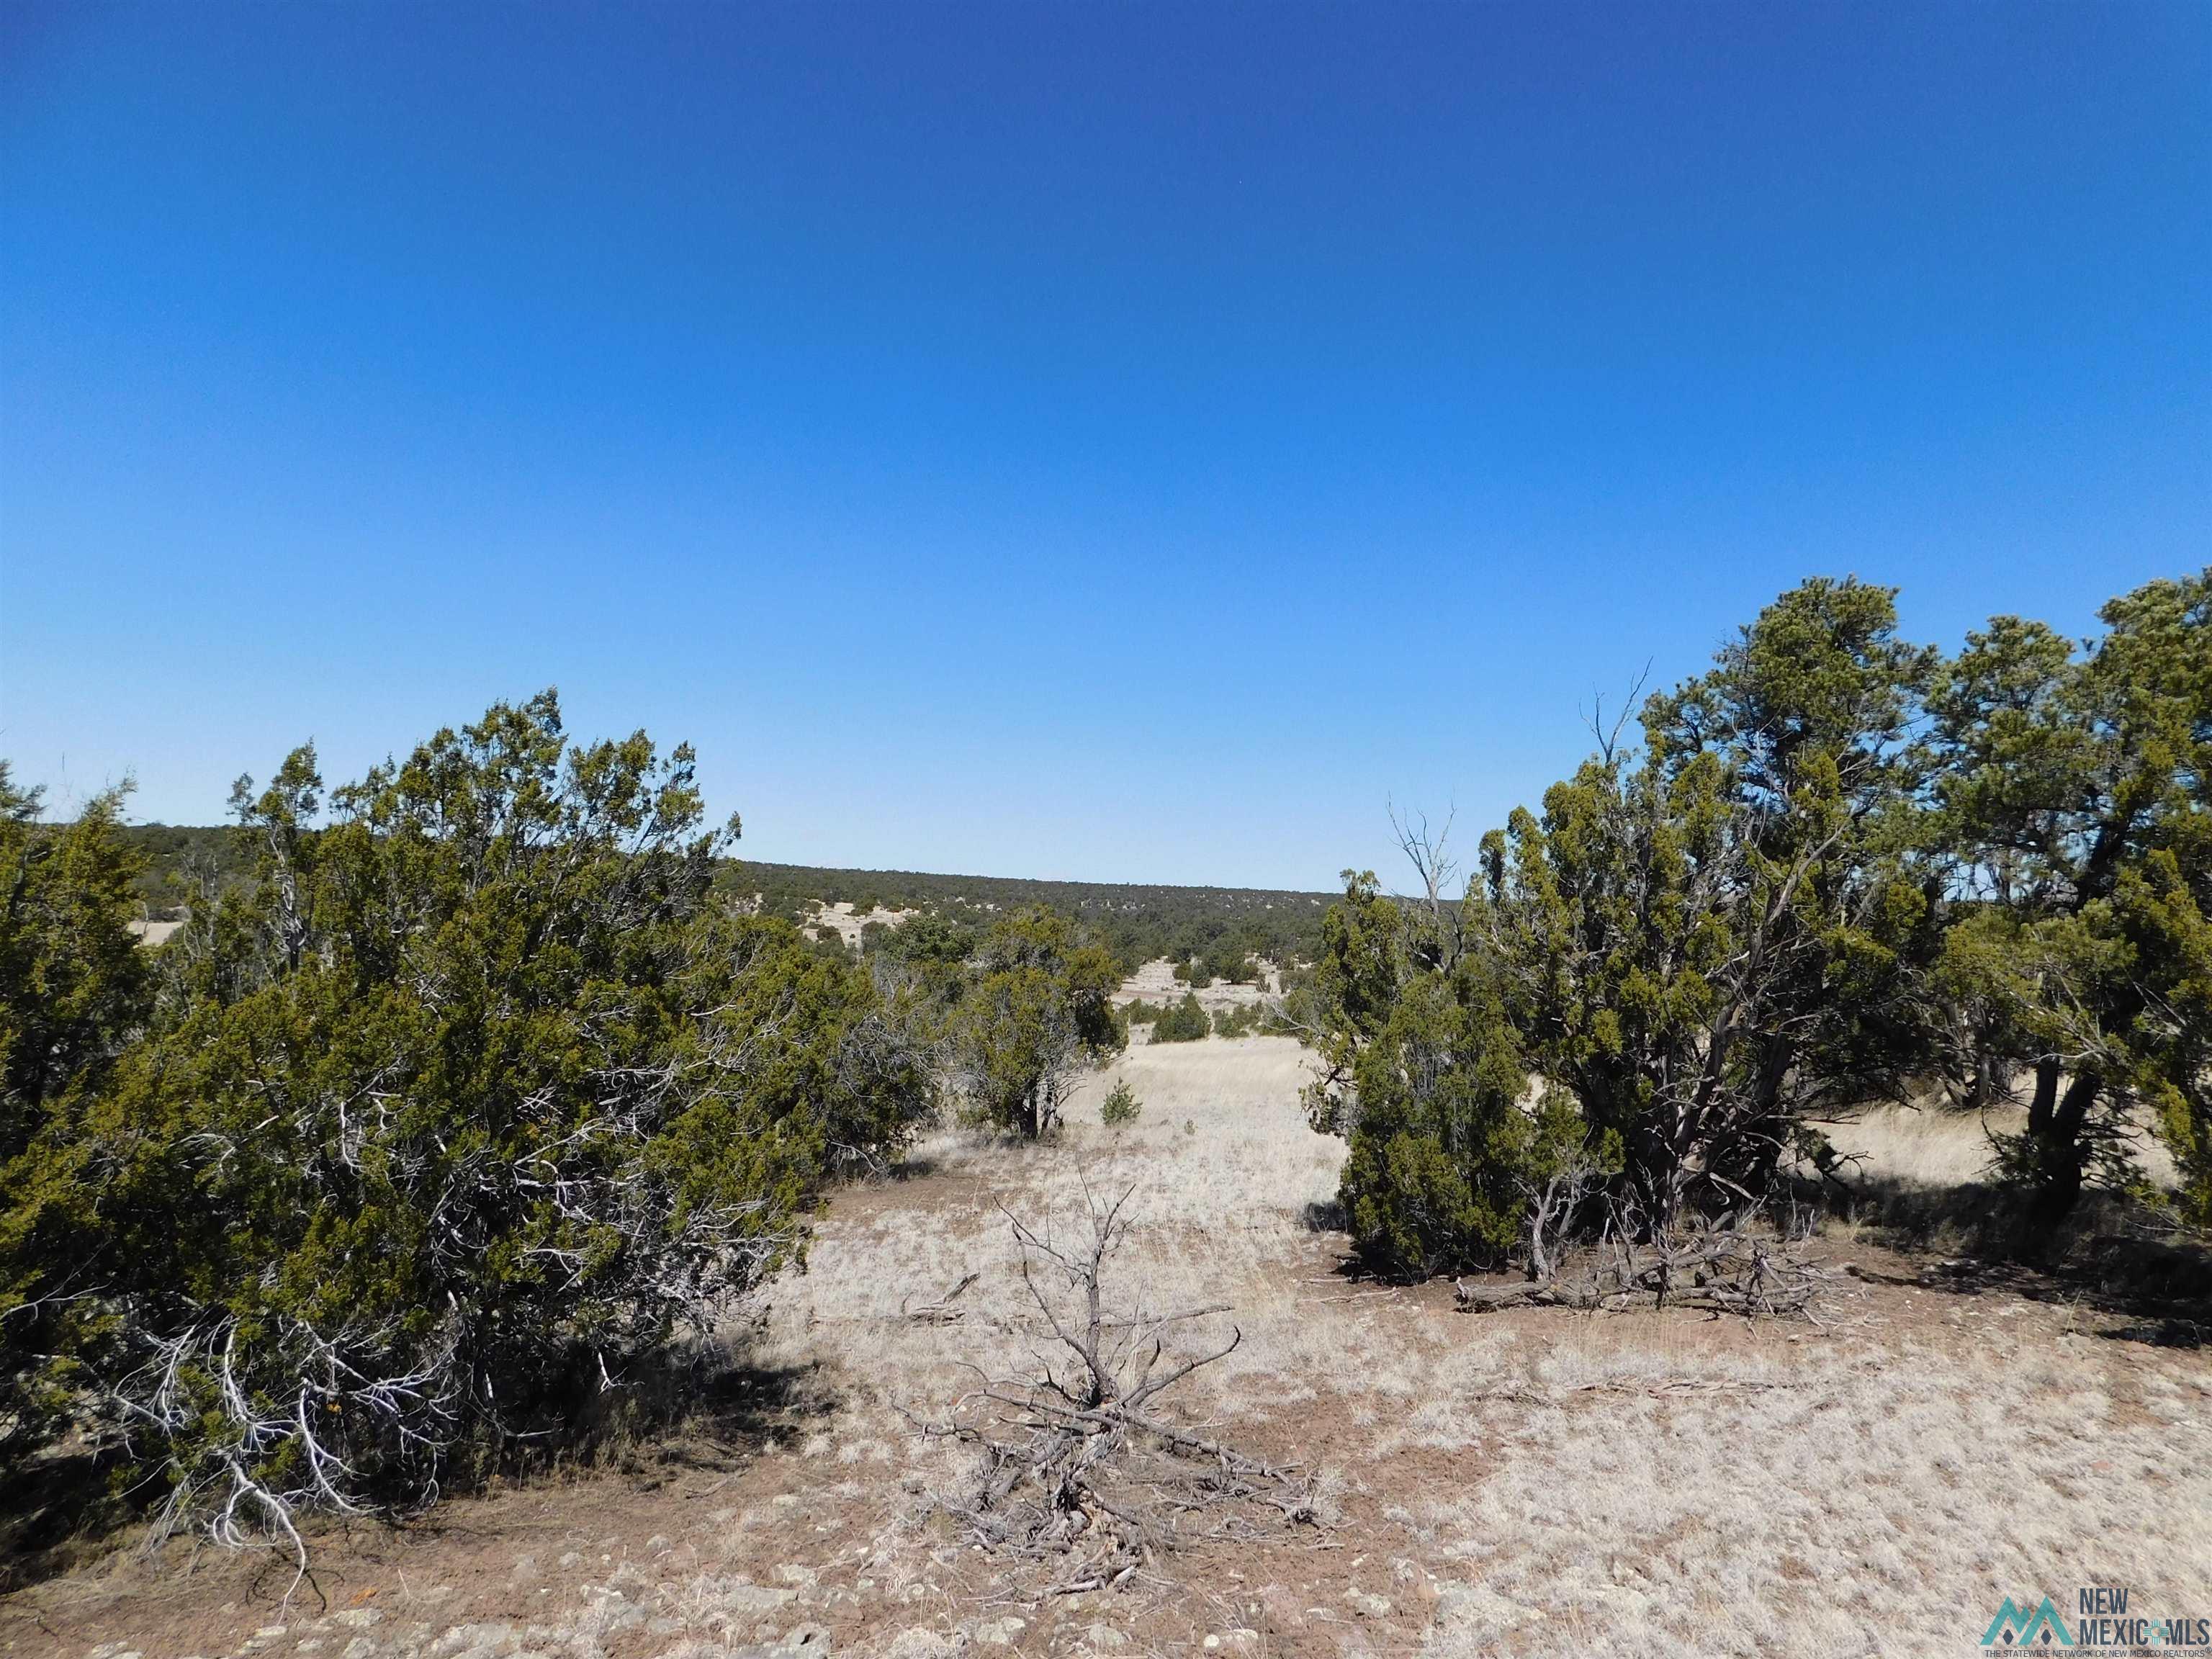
(1388, 801), (1466, 973)
(1523, 1155), (1603, 1285)
(912, 1181), (1318, 1594)
(1578, 662), (1653, 766)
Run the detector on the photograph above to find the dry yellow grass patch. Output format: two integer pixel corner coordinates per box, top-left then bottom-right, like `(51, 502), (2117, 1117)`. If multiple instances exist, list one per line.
(1829, 1097), (2182, 1194)
(764, 1038), (2212, 1658)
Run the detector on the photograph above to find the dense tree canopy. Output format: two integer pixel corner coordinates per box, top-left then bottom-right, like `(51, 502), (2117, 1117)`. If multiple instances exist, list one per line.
(0, 696), (935, 1550)
(0, 771), (153, 1472)
(1303, 571), (2211, 1277)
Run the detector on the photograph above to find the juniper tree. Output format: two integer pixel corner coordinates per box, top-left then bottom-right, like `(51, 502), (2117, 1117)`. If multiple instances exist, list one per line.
(1302, 869), (1590, 1279)
(53, 693), (930, 1552)
(1302, 579), (1949, 1272)
(1630, 577), (1948, 1207)
(1148, 992), (1210, 1043)
(0, 770), (153, 1475)
(945, 907), (1123, 1137)
(1931, 570), (2212, 1218)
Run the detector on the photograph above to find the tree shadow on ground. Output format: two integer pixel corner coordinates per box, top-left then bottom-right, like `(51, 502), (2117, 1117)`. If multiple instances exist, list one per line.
(0, 1439), (135, 1596)
(1300, 1198), (1346, 1233)
(686, 1357), (839, 1452)
(1808, 1172), (2212, 1348)
(0, 1354), (841, 1598)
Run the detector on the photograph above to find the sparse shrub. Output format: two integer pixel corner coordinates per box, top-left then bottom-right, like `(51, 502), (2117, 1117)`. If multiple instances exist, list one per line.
(921, 1186), (1315, 1592)
(1149, 992), (1210, 1043)
(944, 907), (1124, 1138)
(1100, 1080), (1142, 1127)
(1210, 1002), (1262, 1038)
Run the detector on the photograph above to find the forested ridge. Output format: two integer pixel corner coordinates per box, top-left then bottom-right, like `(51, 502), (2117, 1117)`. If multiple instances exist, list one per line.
(118, 831), (1335, 972)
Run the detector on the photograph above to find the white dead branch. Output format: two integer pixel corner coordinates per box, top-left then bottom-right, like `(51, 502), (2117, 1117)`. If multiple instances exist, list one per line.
(910, 1180), (1321, 1595)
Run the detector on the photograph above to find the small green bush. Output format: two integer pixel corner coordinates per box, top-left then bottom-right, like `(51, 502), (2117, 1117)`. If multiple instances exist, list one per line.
(1100, 1080), (1142, 1127)
(1149, 992), (1210, 1043)
(1211, 1002), (1263, 1038)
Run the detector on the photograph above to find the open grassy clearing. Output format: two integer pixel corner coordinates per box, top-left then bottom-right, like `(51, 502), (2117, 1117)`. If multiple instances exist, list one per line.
(5, 1035), (2206, 1659)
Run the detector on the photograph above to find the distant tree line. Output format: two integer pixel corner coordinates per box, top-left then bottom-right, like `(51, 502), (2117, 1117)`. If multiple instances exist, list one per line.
(1297, 571), (2210, 1280)
(122, 836), (1331, 979)
(742, 866), (1324, 976)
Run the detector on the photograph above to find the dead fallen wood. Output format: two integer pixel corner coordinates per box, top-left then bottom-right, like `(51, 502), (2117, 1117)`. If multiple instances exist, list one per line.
(902, 1270), (981, 1324)
(1453, 1230), (1835, 1321)
(910, 1180), (1320, 1596)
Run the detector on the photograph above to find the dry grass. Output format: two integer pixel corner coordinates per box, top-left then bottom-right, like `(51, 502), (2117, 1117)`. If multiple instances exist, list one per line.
(1833, 1103), (2006, 1189)
(1421, 1326), (2211, 1656)
(763, 1040), (2212, 1655)
(1827, 1097), (2183, 1195)
(760, 1039), (1348, 1414)
(7, 1036), (2209, 1658)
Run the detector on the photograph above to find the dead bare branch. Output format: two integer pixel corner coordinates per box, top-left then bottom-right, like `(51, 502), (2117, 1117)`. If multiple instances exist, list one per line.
(914, 1184), (1320, 1594)
(1455, 1224), (1835, 1320)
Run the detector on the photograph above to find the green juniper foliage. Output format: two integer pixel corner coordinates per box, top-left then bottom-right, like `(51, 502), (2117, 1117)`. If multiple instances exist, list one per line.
(1100, 1079), (1143, 1127)
(3, 695), (933, 1545)
(0, 770), (153, 1475)
(1211, 1002), (1264, 1038)
(1148, 992), (1211, 1043)
(1932, 571), (2212, 1219)
(1302, 872), (1593, 1279)
(944, 907), (1123, 1137)
(1302, 572), (2208, 1278)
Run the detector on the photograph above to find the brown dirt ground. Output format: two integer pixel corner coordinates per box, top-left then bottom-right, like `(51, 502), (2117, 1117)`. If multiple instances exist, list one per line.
(6, 1040), (2207, 1659)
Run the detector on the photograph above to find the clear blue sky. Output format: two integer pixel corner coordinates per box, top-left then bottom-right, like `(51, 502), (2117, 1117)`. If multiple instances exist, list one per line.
(4, 4), (2206, 889)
